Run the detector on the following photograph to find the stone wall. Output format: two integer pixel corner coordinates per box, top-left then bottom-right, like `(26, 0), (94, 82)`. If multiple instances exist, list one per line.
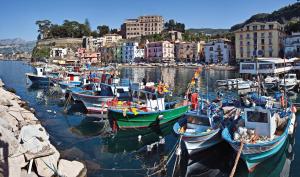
(36, 38), (82, 50)
(0, 78), (87, 177)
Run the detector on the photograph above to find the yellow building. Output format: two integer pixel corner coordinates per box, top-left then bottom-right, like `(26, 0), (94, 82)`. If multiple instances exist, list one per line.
(121, 15), (164, 39)
(234, 21), (285, 60)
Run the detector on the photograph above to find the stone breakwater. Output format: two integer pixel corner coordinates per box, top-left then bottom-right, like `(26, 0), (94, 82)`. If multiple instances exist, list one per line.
(0, 79), (87, 177)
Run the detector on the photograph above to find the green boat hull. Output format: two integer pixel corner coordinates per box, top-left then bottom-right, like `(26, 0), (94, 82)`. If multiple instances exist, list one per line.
(108, 105), (189, 129)
(242, 134), (288, 171)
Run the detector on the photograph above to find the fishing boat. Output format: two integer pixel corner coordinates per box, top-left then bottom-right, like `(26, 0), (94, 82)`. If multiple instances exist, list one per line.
(236, 80), (254, 90)
(71, 82), (131, 113)
(173, 105), (223, 154)
(216, 80), (228, 87)
(279, 74), (298, 91)
(173, 90), (240, 155)
(25, 67), (52, 85)
(108, 88), (189, 130)
(222, 104), (295, 171)
(262, 76), (280, 90)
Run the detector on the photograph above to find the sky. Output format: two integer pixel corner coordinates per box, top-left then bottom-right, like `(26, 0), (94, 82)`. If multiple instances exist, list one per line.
(0, 0), (297, 41)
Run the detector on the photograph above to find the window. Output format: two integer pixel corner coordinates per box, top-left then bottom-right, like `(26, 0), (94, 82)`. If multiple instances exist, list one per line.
(269, 24), (274, 30)
(240, 34), (243, 39)
(246, 26), (250, 31)
(247, 111), (268, 123)
(246, 33), (250, 39)
(259, 64), (272, 69)
(268, 32), (272, 37)
(253, 26), (257, 30)
(260, 25), (265, 30)
(241, 64), (254, 70)
(269, 38), (272, 45)
(253, 32), (257, 38)
(209, 47), (213, 51)
(261, 39), (265, 45)
(261, 33), (265, 38)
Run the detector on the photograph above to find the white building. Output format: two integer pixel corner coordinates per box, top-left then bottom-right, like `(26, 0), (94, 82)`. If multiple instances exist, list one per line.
(239, 57), (295, 75)
(102, 34), (122, 46)
(50, 48), (68, 58)
(284, 32), (300, 58)
(122, 42), (144, 63)
(204, 39), (232, 64)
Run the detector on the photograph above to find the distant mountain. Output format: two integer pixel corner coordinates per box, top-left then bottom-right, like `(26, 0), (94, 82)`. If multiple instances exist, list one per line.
(0, 38), (36, 54)
(186, 28), (230, 35)
(231, 2), (300, 31)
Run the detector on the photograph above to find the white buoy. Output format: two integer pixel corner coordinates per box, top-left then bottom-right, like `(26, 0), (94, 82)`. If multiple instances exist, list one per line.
(138, 135), (142, 142)
(288, 113), (296, 135)
(147, 145), (152, 152)
(159, 136), (165, 144)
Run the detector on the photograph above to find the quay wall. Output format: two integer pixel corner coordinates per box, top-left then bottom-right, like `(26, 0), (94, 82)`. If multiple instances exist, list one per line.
(0, 78), (87, 177)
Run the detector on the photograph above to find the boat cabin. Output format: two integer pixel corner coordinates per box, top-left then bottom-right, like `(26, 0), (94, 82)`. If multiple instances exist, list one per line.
(244, 107), (276, 139)
(67, 72), (81, 82)
(283, 73), (297, 80)
(35, 67), (45, 76)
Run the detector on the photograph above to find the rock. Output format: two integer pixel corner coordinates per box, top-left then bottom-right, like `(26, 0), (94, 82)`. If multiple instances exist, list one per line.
(58, 159), (87, 177)
(19, 124), (50, 154)
(34, 144), (60, 177)
(21, 169), (38, 177)
(7, 156), (22, 177)
(0, 126), (19, 156)
(7, 153), (28, 177)
(60, 147), (85, 160)
(0, 79), (4, 87)
(8, 109), (24, 122)
(84, 160), (101, 171)
(0, 96), (12, 106)
(0, 105), (8, 113)
(21, 111), (38, 121)
(0, 110), (19, 131)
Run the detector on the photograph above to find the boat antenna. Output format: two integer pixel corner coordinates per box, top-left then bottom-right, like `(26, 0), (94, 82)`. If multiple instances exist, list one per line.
(206, 67), (209, 101)
(283, 57), (287, 110)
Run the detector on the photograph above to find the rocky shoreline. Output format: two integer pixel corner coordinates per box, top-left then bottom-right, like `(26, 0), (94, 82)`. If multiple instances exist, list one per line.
(0, 78), (87, 177)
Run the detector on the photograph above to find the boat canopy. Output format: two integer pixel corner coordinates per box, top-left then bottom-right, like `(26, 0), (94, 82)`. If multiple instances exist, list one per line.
(244, 107), (276, 139)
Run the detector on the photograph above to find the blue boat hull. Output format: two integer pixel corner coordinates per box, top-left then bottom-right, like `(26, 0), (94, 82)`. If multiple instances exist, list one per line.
(173, 113), (222, 155)
(242, 133), (288, 170)
(222, 117), (291, 171)
(27, 74), (51, 85)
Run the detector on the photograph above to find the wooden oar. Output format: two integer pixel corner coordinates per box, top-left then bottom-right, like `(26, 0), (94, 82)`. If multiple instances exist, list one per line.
(229, 140), (244, 177)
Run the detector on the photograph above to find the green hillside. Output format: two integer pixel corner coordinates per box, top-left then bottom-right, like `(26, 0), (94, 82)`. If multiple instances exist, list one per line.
(231, 2), (300, 31)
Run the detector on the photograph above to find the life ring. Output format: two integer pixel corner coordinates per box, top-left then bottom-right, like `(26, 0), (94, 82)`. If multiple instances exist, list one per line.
(112, 119), (118, 132)
(291, 105), (297, 113)
(158, 85), (164, 94)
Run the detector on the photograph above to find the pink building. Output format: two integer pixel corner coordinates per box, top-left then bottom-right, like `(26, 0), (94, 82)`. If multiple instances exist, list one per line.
(77, 48), (100, 64)
(145, 41), (174, 62)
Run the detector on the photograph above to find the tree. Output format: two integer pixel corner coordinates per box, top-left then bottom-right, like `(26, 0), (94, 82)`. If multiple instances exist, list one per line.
(84, 18), (92, 36)
(97, 25), (110, 37)
(91, 30), (99, 37)
(110, 28), (118, 34)
(164, 19), (185, 32)
(35, 20), (52, 39)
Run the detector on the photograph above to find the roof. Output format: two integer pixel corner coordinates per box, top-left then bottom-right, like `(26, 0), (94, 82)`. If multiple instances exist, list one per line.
(242, 57), (296, 64)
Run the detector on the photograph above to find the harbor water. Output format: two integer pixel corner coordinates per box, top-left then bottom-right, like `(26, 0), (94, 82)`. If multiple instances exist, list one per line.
(0, 60), (299, 177)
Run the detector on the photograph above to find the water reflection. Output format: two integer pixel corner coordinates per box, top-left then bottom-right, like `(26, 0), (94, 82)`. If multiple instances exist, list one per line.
(180, 135), (295, 177)
(0, 61), (297, 177)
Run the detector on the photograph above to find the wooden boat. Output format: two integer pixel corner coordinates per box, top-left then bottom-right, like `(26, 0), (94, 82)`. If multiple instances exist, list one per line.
(71, 83), (130, 113)
(279, 74), (298, 91)
(222, 105), (294, 171)
(108, 87), (189, 130)
(26, 67), (52, 85)
(263, 76), (279, 90)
